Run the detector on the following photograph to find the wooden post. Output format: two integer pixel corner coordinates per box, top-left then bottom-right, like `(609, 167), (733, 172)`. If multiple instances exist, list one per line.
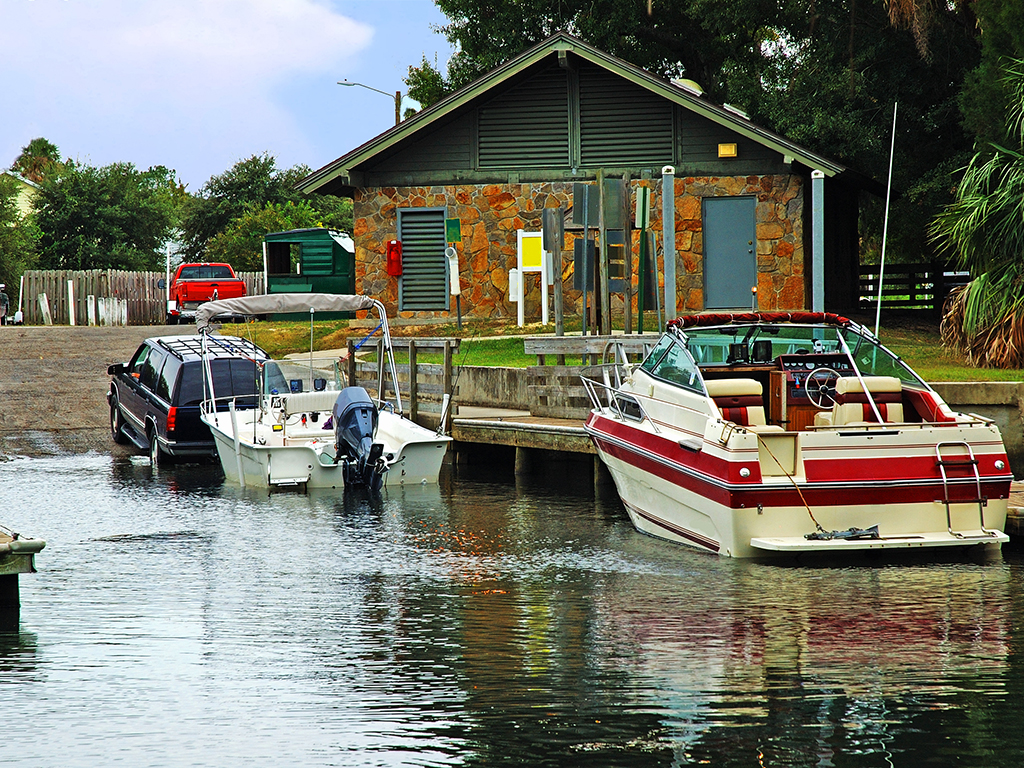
(598, 168), (610, 335)
(623, 172), (632, 335)
(443, 340), (454, 433)
(409, 340), (418, 424)
(347, 340), (357, 388)
(0, 575), (18, 632)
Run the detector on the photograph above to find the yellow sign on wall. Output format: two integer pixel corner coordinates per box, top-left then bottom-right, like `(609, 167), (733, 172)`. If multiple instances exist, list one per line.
(520, 234), (543, 270)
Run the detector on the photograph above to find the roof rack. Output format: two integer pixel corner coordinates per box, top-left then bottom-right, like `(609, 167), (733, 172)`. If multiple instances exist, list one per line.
(157, 335), (267, 361)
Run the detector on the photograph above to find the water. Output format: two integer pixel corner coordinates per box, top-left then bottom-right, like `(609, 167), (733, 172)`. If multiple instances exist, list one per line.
(3, 452), (1024, 767)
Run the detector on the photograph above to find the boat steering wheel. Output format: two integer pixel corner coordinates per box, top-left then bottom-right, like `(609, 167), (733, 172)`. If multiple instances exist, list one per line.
(806, 367), (840, 409)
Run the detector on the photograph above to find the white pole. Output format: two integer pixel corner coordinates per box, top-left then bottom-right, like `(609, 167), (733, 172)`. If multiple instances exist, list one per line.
(67, 279), (75, 326)
(875, 102), (898, 338)
(661, 166), (676, 320)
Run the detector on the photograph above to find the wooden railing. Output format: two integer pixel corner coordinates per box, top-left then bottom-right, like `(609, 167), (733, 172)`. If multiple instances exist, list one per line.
(346, 337), (460, 432)
(523, 334), (659, 420)
(859, 263), (968, 313)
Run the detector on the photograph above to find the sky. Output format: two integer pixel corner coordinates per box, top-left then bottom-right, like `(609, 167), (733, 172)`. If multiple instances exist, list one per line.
(1, 0), (455, 191)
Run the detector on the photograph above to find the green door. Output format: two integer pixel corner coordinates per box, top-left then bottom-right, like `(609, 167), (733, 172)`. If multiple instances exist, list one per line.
(704, 196), (756, 309)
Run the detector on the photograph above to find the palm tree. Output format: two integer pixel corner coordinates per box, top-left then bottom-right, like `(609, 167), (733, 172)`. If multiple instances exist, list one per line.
(931, 58), (1024, 368)
(10, 137), (61, 183)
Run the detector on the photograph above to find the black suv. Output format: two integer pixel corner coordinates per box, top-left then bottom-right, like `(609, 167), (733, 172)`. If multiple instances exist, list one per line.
(107, 334), (268, 465)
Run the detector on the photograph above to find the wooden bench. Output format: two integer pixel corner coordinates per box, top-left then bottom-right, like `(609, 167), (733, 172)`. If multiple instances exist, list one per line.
(523, 334), (660, 365)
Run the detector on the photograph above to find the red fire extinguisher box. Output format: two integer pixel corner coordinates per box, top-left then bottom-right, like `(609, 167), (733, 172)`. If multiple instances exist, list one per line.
(386, 239), (403, 276)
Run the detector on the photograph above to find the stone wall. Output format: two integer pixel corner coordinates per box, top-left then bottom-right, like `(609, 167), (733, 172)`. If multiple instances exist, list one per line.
(352, 173), (805, 320)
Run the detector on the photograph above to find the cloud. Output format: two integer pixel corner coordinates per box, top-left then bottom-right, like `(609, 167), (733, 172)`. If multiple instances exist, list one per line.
(2, 0), (374, 184)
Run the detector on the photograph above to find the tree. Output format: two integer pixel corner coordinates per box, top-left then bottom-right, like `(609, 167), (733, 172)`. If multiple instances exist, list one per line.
(0, 174), (38, 299)
(931, 59), (1024, 368)
(205, 200), (322, 272)
(180, 153), (353, 261)
(10, 137), (62, 183)
(180, 154), (311, 260)
(34, 161), (181, 271)
(405, 55), (451, 111)
(412, 0), (982, 263)
(959, 0), (1024, 147)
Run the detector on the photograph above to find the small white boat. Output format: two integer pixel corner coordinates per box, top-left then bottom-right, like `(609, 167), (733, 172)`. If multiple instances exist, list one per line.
(582, 312), (1013, 558)
(194, 293), (451, 491)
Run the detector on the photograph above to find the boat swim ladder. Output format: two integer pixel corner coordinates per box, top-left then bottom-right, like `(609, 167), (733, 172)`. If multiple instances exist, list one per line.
(935, 441), (998, 539)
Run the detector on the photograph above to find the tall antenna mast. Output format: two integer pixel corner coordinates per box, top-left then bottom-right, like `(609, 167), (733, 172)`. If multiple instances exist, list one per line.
(875, 102), (898, 338)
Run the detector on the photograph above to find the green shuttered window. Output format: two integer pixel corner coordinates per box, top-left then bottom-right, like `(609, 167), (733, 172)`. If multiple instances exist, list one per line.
(398, 208), (448, 311)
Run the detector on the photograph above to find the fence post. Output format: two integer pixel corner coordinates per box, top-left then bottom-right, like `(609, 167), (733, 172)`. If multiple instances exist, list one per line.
(933, 261), (945, 317)
(408, 340), (418, 424)
(38, 293), (52, 326)
(347, 340), (357, 387)
(443, 340), (454, 432)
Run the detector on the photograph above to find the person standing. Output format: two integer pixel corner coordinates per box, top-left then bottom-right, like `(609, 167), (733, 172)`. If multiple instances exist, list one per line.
(0, 284), (8, 326)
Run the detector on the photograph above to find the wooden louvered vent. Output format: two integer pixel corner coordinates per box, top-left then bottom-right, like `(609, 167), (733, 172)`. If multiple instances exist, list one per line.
(398, 208), (448, 312)
(579, 66), (673, 166)
(478, 67), (569, 169)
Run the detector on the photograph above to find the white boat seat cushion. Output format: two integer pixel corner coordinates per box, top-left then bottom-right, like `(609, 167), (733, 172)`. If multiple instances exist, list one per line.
(281, 390), (342, 417)
(706, 378), (774, 428)
(830, 376), (903, 425)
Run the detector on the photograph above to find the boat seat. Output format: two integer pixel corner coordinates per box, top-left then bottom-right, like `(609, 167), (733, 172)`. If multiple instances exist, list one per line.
(705, 378), (783, 432)
(281, 390), (341, 417)
(818, 376), (903, 427)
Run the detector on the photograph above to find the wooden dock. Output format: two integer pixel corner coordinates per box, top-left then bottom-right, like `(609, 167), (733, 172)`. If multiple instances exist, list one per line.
(0, 529), (46, 619)
(1008, 483), (1024, 537)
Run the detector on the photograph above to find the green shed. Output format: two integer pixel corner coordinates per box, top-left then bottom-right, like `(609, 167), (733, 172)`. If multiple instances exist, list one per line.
(263, 228), (357, 319)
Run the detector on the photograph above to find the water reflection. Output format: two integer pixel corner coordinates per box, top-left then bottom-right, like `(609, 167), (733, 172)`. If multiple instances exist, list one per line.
(2, 452), (1024, 766)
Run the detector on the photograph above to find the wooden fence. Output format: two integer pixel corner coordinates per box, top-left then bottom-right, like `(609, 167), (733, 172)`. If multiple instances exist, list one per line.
(18, 270), (264, 326)
(859, 262), (969, 313)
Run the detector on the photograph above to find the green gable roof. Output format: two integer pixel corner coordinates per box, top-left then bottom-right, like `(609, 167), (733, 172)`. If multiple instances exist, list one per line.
(299, 32), (872, 196)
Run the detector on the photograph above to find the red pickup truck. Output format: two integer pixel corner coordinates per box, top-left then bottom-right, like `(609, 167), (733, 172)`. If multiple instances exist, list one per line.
(166, 263), (247, 324)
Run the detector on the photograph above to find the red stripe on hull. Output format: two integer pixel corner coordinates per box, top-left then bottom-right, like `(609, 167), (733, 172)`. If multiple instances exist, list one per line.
(587, 414), (1011, 511)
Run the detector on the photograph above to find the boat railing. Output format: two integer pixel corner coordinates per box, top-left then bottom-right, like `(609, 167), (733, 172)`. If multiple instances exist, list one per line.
(805, 415), (995, 431)
(200, 394), (261, 419)
(582, 363), (710, 432)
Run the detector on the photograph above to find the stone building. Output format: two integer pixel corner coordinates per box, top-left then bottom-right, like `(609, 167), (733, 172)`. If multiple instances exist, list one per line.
(299, 32), (879, 322)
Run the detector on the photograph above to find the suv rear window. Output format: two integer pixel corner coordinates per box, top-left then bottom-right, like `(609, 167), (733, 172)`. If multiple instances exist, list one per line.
(176, 359), (261, 406)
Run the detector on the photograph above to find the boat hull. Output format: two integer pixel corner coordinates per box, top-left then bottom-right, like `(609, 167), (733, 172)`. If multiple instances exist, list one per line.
(205, 410), (450, 490)
(588, 411), (1010, 558)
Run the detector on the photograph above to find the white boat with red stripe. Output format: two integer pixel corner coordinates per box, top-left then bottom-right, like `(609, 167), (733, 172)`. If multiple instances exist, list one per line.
(582, 312), (1012, 558)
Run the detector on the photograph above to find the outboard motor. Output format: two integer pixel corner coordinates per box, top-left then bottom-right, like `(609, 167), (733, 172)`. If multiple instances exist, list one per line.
(332, 387), (387, 491)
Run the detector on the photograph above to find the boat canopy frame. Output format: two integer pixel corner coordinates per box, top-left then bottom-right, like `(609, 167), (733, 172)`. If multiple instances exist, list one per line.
(194, 292), (405, 416)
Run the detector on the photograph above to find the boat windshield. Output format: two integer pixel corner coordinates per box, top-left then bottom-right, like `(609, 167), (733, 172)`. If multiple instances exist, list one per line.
(639, 334), (705, 393)
(680, 323), (928, 388)
(262, 360), (344, 397)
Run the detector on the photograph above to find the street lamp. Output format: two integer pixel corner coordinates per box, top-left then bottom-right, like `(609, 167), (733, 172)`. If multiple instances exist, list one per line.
(337, 80), (402, 126)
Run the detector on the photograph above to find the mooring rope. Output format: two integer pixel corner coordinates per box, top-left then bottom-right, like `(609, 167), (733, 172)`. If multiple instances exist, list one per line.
(754, 431), (826, 534)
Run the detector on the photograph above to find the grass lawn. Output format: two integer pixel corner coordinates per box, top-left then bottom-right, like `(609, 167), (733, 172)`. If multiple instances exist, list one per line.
(224, 312), (1024, 382)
